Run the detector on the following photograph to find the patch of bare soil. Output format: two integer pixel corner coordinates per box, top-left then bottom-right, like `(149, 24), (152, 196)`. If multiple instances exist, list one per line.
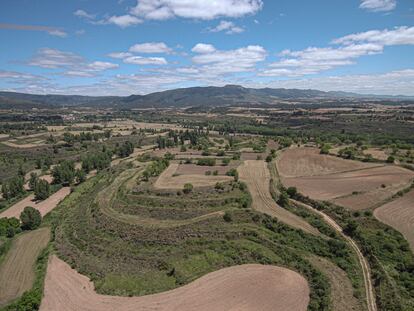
(282, 166), (414, 210)
(40, 255), (309, 311)
(277, 147), (375, 178)
(154, 163), (232, 189)
(374, 189), (414, 251)
(0, 228), (50, 306)
(238, 160), (319, 235)
(0, 187), (70, 219)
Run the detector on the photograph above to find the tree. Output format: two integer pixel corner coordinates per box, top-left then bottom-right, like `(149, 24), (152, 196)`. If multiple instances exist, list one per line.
(286, 187), (298, 198)
(52, 160), (76, 185)
(117, 141), (134, 158)
(76, 169), (86, 183)
(2, 176), (24, 200)
(28, 172), (39, 191)
(34, 179), (50, 201)
(265, 155), (273, 162)
(20, 206), (42, 230)
(183, 183), (193, 194)
(277, 192), (290, 207)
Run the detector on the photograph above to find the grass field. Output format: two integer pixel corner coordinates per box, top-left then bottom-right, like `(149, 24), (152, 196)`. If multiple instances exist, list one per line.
(0, 227), (50, 307)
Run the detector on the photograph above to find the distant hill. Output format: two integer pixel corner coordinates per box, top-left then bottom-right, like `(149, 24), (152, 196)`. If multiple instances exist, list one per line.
(0, 85), (413, 109)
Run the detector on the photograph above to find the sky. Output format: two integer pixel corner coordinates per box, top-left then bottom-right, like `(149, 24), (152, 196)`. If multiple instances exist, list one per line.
(0, 0), (414, 96)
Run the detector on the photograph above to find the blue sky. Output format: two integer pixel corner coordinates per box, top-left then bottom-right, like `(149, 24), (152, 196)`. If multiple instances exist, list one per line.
(1, 0), (413, 95)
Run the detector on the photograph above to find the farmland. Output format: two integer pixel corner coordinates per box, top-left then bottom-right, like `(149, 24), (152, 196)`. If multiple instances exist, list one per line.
(0, 96), (413, 311)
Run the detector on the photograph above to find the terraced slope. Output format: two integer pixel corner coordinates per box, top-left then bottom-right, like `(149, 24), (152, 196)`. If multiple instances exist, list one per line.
(40, 256), (309, 311)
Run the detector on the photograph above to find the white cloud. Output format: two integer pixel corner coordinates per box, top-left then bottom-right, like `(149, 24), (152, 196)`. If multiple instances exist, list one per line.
(333, 26), (414, 46)
(129, 42), (172, 54)
(191, 43), (216, 54)
(47, 29), (67, 37)
(359, 0), (396, 12)
(74, 9), (95, 19)
(192, 44), (266, 74)
(28, 48), (119, 77)
(264, 26), (414, 77)
(130, 0), (263, 20)
(107, 15), (142, 28)
(123, 56), (168, 65)
(261, 69), (414, 96)
(108, 52), (133, 59)
(208, 20), (244, 34)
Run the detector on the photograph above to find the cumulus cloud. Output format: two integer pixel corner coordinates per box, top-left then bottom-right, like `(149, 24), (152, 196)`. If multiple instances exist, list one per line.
(130, 0), (263, 20)
(129, 42), (172, 54)
(108, 52), (133, 59)
(27, 48), (118, 77)
(192, 43), (266, 74)
(359, 0), (396, 12)
(208, 21), (244, 34)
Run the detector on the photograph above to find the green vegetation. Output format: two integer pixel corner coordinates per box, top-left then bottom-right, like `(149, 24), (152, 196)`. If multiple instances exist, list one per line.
(1, 176), (24, 201)
(52, 160), (76, 186)
(34, 179), (50, 201)
(20, 207), (42, 231)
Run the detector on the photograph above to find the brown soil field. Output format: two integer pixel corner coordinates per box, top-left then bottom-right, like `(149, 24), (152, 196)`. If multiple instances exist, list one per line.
(0, 227), (50, 306)
(308, 256), (363, 311)
(374, 189), (414, 251)
(238, 160), (318, 235)
(175, 163), (238, 175)
(241, 152), (266, 160)
(277, 147), (375, 178)
(278, 148), (414, 210)
(154, 163), (232, 189)
(40, 255), (309, 311)
(0, 187), (71, 219)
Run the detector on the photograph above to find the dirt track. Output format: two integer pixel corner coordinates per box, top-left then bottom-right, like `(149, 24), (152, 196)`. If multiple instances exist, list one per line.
(0, 187), (71, 219)
(40, 255), (309, 311)
(0, 227), (50, 306)
(154, 163), (232, 189)
(374, 189), (414, 251)
(238, 160), (318, 235)
(293, 200), (377, 311)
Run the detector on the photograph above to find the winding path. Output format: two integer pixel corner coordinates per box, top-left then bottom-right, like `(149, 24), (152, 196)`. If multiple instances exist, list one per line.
(292, 199), (377, 311)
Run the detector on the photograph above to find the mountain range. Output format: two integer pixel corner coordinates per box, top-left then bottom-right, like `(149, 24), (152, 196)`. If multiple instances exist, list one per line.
(1, 85), (413, 109)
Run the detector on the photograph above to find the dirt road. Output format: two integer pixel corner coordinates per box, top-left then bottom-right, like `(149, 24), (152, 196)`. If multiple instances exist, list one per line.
(0, 227), (50, 306)
(40, 255), (309, 311)
(292, 199), (377, 311)
(0, 187), (71, 219)
(238, 160), (319, 235)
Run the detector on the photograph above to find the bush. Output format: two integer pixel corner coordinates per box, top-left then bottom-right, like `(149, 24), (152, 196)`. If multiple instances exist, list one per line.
(277, 192), (289, 207)
(20, 207), (42, 230)
(197, 158), (216, 166)
(223, 211), (232, 222)
(286, 187), (298, 198)
(386, 155), (395, 163)
(183, 183), (193, 194)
